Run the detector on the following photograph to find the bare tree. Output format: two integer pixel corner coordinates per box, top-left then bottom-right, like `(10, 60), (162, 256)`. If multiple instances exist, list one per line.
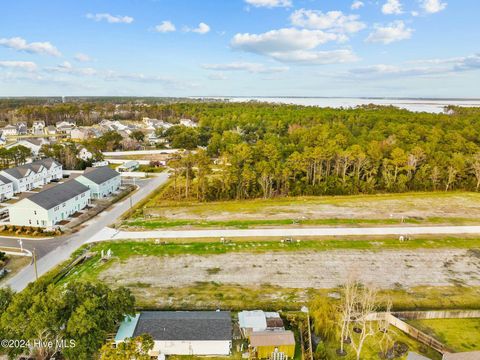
(377, 299), (394, 359)
(338, 274), (360, 356)
(471, 153), (480, 191)
(348, 285), (379, 360)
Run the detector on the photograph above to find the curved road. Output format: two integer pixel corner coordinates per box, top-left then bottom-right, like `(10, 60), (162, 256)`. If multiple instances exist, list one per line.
(1, 173), (169, 292)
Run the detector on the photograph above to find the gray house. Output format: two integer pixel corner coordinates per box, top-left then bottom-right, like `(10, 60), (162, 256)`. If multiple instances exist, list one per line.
(75, 166), (121, 199)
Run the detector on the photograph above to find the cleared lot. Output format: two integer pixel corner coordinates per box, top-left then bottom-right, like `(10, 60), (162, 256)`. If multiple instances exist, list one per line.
(100, 248), (480, 289)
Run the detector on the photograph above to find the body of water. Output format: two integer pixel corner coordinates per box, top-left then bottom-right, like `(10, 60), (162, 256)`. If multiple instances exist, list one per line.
(199, 97), (480, 114)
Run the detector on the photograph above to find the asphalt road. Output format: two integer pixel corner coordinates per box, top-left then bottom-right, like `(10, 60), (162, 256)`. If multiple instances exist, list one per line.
(2, 172), (170, 292)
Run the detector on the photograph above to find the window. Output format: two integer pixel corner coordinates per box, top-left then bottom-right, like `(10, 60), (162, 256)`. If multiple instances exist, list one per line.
(34, 211), (37, 215)
(29, 220), (31, 225)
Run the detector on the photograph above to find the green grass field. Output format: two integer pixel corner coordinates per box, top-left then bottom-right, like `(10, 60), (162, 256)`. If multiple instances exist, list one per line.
(407, 318), (480, 352)
(123, 190), (480, 229)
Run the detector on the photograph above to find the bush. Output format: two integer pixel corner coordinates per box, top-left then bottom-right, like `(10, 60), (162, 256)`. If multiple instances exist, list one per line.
(314, 342), (328, 360)
(0, 251), (6, 261)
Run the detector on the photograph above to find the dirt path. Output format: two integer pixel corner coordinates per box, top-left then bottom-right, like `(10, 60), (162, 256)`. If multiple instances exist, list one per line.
(100, 249), (480, 289)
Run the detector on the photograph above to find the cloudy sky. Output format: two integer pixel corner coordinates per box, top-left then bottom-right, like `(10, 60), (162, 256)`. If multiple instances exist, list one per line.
(1, 0), (478, 97)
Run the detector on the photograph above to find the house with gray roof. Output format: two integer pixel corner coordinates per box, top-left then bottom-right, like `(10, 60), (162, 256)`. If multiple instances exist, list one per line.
(75, 166), (121, 198)
(8, 179), (90, 228)
(0, 158), (62, 194)
(115, 311), (232, 357)
(0, 175), (14, 201)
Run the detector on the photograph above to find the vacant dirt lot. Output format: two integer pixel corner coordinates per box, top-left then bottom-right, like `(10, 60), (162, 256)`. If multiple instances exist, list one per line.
(144, 192), (480, 222)
(100, 248), (480, 289)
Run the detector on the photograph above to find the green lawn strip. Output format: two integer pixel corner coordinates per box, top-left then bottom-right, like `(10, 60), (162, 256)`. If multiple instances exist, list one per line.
(142, 191), (480, 214)
(406, 318), (480, 352)
(122, 216), (479, 229)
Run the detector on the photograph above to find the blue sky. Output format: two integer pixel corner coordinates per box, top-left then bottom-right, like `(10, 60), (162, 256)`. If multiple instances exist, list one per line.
(0, 0), (479, 97)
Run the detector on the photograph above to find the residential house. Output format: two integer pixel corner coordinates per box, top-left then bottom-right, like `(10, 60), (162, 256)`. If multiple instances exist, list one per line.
(2, 125), (17, 137)
(143, 117), (173, 130)
(0, 132), (6, 146)
(179, 118), (198, 127)
(75, 166), (121, 198)
(32, 121), (46, 135)
(115, 311), (232, 356)
(8, 180), (90, 228)
(5, 138), (49, 156)
(117, 160), (139, 172)
(0, 175), (14, 202)
(16, 122), (28, 135)
(44, 125), (57, 136)
(0, 158), (62, 194)
(78, 147), (93, 161)
(56, 120), (76, 134)
(249, 331), (295, 359)
(70, 127), (92, 141)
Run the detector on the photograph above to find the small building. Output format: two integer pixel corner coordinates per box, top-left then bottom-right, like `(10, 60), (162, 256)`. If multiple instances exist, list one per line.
(78, 147), (93, 161)
(75, 166), (121, 198)
(239, 311), (285, 337)
(32, 121), (45, 135)
(44, 125), (57, 136)
(2, 124), (18, 137)
(443, 352), (480, 360)
(117, 160), (139, 172)
(70, 127), (92, 141)
(56, 120), (76, 134)
(249, 331), (296, 359)
(179, 118), (198, 127)
(8, 180), (90, 228)
(5, 138), (49, 156)
(115, 311), (232, 356)
(16, 122), (28, 135)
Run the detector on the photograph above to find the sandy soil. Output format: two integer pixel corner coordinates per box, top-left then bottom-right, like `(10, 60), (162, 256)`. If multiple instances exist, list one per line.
(100, 249), (480, 289)
(147, 194), (480, 222)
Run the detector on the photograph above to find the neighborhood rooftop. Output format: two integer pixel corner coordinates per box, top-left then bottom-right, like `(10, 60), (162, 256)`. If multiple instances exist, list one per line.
(2, 158), (60, 179)
(130, 311), (232, 341)
(81, 166), (120, 184)
(27, 180), (89, 210)
(249, 331), (295, 347)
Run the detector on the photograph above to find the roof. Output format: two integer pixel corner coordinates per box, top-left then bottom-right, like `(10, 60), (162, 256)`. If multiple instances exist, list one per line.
(132, 311), (232, 341)
(443, 352), (480, 360)
(249, 331), (295, 347)
(0, 175), (12, 185)
(26, 180), (89, 210)
(2, 158), (61, 179)
(407, 352), (432, 360)
(115, 314), (140, 342)
(80, 166), (119, 184)
(238, 311), (267, 331)
(119, 160), (139, 168)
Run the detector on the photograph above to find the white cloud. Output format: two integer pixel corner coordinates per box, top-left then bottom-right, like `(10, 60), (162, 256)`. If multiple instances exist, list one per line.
(231, 28), (357, 65)
(74, 53), (92, 62)
(202, 62), (289, 74)
(351, 1), (365, 10)
(420, 0), (447, 14)
(366, 21), (413, 44)
(155, 21), (176, 33)
(208, 72), (228, 80)
(86, 13), (134, 24)
(382, 0), (403, 15)
(0, 60), (37, 72)
(0, 37), (61, 57)
(47, 61), (97, 76)
(245, 0), (292, 8)
(184, 22), (211, 34)
(290, 9), (366, 33)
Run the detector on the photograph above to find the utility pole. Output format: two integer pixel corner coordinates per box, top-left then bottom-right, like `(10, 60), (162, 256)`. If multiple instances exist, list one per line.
(33, 248), (38, 281)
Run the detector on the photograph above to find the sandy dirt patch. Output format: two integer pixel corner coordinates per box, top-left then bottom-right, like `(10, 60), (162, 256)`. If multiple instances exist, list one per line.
(100, 249), (480, 289)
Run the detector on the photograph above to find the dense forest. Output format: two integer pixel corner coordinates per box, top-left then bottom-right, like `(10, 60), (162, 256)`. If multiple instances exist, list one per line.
(161, 102), (480, 200)
(2, 99), (480, 199)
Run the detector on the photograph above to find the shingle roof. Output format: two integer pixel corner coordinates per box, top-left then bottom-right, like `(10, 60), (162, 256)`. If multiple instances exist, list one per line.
(249, 331), (295, 347)
(81, 166), (119, 185)
(2, 166), (32, 179)
(26, 180), (89, 210)
(132, 311), (232, 341)
(0, 175), (12, 185)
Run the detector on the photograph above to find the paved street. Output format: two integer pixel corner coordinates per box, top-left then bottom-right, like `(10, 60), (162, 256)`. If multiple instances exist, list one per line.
(89, 225), (480, 242)
(2, 172), (169, 292)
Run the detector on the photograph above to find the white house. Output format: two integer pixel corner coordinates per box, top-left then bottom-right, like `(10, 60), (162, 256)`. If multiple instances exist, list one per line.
(16, 122), (28, 135)
(5, 138), (49, 156)
(56, 120), (76, 134)
(75, 166), (121, 198)
(117, 160), (139, 172)
(70, 128), (92, 140)
(32, 121), (46, 135)
(0, 158), (62, 194)
(0, 175), (14, 202)
(8, 180), (90, 228)
(179, 118), (198, 127)
(2, 125), (18, 137)
(115, 312), (232, 357)
(78, 147), (93, 161)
